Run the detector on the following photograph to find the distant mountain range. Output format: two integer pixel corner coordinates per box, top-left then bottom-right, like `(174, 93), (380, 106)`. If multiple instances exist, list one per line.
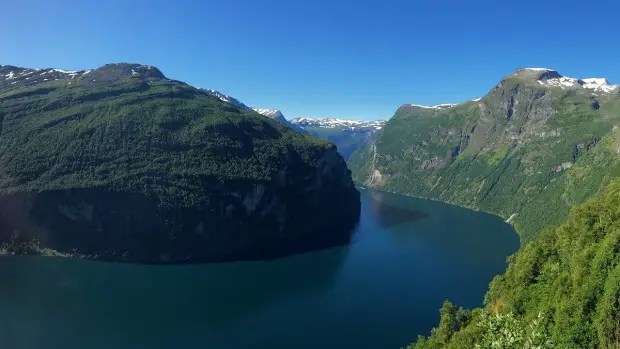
(203, 89), (386, 159)
(290, 118), (386, 159)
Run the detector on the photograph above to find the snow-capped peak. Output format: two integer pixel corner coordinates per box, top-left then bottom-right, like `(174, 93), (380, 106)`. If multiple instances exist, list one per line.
(522, 67), (553, 71)
(409, 103), (457, 110)
(251, 108), (282, 118)
(537, 73), (618, 93)
(202, 89), (251, 110)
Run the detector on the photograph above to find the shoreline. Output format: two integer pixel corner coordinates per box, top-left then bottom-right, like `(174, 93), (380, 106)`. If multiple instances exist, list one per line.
(353, 181), (524, 244)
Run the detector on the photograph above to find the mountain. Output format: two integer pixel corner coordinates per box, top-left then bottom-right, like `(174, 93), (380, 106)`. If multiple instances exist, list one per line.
(252, 108), (309, 134)
(349, 67), (620, 240)
(407, 179), (620, 348)
(201, 89), (309, 134)
(201, 88), (251, 110)
(0, 63), (360, 264)
(290, 117), (386, 160)
(199, 89), (379, 158)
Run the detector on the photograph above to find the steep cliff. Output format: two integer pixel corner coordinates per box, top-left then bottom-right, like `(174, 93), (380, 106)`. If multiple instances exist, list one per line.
(349, 68), (620, 240)
(0, 63), (360, 263)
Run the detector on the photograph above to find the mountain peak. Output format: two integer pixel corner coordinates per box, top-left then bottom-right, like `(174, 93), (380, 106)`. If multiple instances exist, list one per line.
(511, 67), (562, 80)
(506, 68), (618, 93)
(252, 108), (284, 119)
(91, 63), (166, 80)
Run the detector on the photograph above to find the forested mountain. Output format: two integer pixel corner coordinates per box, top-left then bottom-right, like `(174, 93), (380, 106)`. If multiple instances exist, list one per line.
(345, 67), (620, 348)
(0, 63), (360, 263)
(350, 68), (620, 240)
(407, 179), (620, 348)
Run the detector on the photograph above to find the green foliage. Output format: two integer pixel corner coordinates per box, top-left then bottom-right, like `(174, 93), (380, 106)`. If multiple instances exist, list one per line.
(407, 179), (620, 348)
(350, 76), (620, 241)
(403, 301), (475, 349)
(0, 70), (331, 207)
(487, 147), (509, 166)
(474, 312), (552, 349)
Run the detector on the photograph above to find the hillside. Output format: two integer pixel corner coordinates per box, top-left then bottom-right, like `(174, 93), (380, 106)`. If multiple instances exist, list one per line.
(291, 117), (386, 159)
(0, 63), (360, 263)
(251, 108), (309, 134)
(349, 68), (620, 240)
(407, 179), (620, 348)
(201, 89), (309, 134)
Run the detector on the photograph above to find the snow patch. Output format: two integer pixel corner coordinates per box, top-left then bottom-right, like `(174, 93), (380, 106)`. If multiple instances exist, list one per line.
(52, 69), (78, 74)
(252, 108), (281, 117)
(410, 103), (457, 110)
(290, 117), (386, 131)
(581, 78), (617, 93)
(538, 76), (579, 88)
(537, 74), (619, 93)
(202, 89), (251, 110)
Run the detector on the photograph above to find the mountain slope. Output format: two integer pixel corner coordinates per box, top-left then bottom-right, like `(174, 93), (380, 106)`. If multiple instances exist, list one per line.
(407, 179), (620, 348)
(201, 89), (309, 134)
(291, 117), (386, 160)
(252, 108), (309, 134)
(349, 68), (620, 240)
(0, 63), (360, 263)
(201, 88), (251, 110)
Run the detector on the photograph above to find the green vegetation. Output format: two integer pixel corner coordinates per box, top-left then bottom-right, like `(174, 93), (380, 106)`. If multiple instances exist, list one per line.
(350, 70), (620, 241)
(347, 69), (620, 348)
(0, 68), (329, 205)
(406, 179), (620, 348)
(303, 126), (371, 160)
(0, 63), (360, 263)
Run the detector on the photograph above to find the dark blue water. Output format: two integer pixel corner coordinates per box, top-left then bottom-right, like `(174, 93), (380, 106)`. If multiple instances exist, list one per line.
(0, 188), (519, 349)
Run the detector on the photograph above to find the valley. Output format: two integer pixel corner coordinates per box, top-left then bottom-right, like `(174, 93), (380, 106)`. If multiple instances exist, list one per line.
(2, 63), (619, 349)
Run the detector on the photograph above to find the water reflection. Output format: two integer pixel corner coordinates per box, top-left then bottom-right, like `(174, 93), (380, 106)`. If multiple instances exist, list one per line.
(369, 189), (429, 228)
(0, 189), (519, 349)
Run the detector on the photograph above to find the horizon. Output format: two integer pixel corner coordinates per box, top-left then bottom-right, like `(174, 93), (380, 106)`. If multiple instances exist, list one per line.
(2, 0), (620, 120)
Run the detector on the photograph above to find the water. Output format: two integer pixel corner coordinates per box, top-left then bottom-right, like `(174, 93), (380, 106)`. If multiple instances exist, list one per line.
(0, 188), (519, 349)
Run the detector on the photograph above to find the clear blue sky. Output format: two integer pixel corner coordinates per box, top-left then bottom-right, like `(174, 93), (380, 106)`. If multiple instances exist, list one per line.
(2, 0), (619, 120)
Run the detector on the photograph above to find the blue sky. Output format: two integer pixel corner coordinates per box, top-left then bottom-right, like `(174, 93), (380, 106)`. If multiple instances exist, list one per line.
(2, 0), (620, 120)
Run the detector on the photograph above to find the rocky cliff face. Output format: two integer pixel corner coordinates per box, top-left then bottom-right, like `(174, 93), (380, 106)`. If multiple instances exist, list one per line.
(349, 68), (620, 239)
(0, 63), (360, 263)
